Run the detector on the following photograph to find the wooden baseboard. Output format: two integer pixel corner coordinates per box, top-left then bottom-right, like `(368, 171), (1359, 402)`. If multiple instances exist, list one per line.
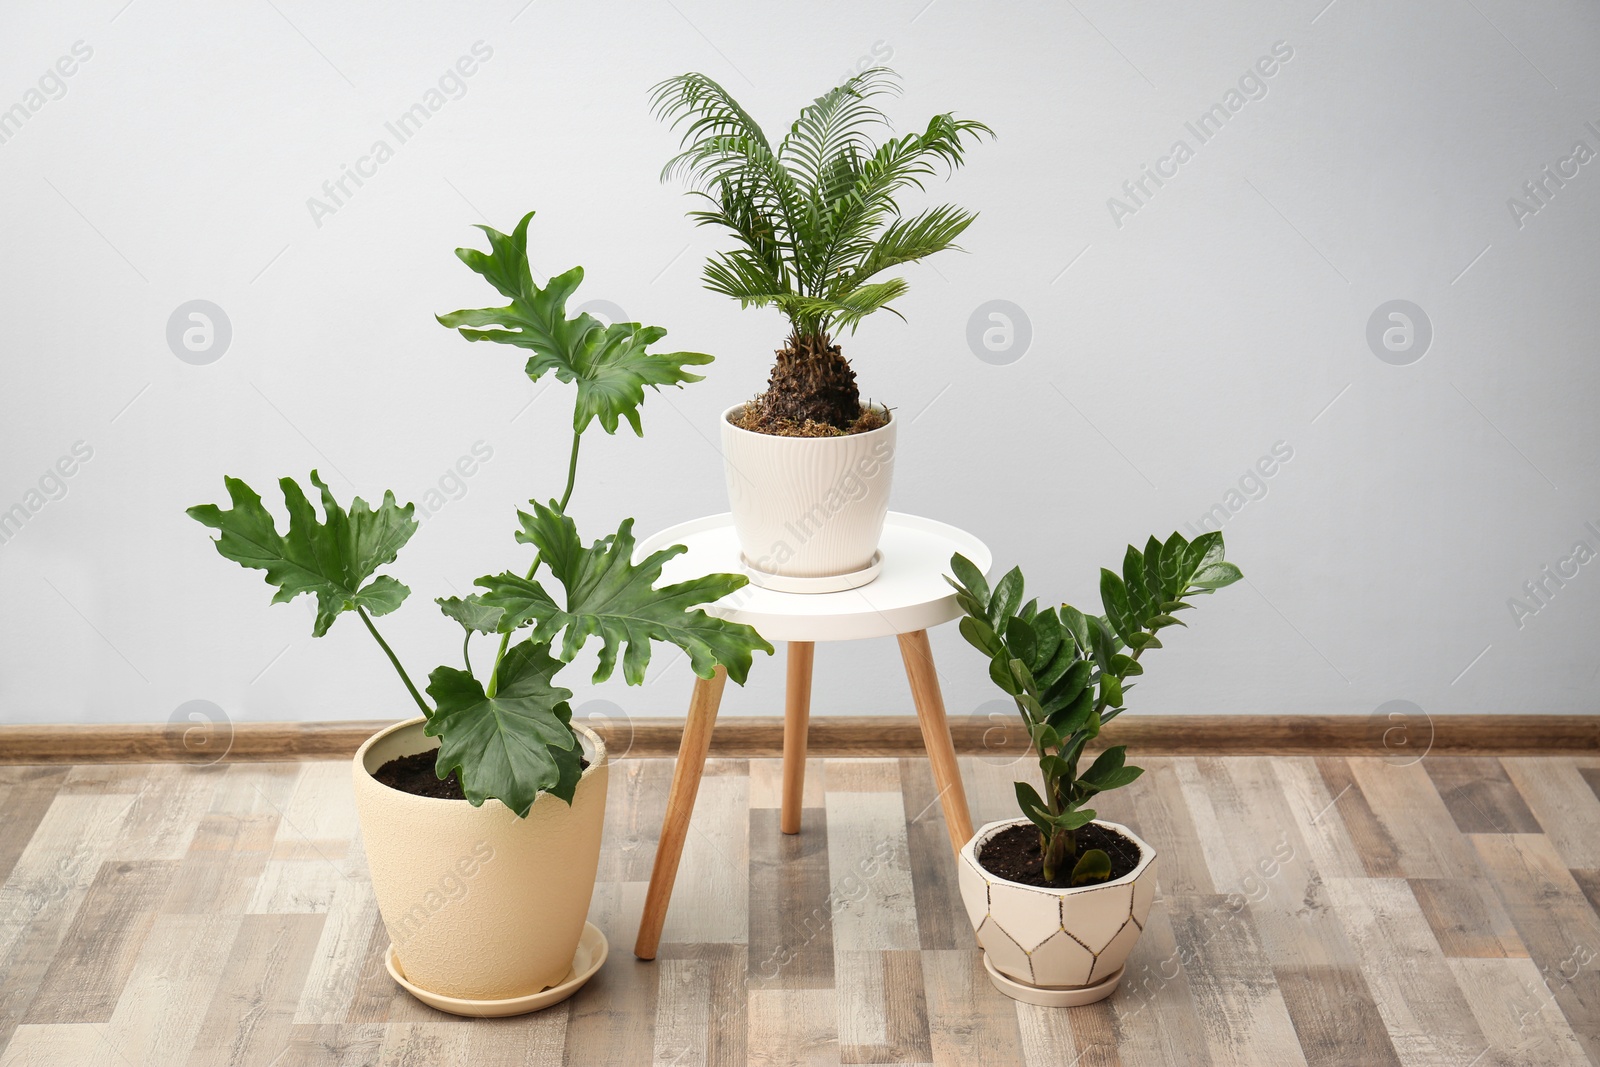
(0, 714), (1592, 764)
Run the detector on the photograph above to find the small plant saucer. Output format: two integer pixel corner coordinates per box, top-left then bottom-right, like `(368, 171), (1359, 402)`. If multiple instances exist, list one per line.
(741, 551), (882, 593)
(385, 922), (608, 1017)
(982, 953), (1124, 1007)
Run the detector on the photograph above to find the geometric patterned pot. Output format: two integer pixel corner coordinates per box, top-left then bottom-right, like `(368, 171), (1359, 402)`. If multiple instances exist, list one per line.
(958, 818), (1157, 1003)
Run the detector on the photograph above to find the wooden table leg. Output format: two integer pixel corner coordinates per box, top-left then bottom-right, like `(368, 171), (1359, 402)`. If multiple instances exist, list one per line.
(781, 641), (815, 835)
(634, 665), (728, 961)
(897, 629), (975, 856)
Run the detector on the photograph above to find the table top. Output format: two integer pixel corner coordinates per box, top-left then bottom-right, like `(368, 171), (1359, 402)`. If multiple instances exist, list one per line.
(636, 512), (992, 642)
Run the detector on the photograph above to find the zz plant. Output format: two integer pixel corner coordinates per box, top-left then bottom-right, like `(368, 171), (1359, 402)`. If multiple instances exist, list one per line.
(948, 532), (1242, 885)
(189, 212), (773, 816)
(652, 67), (991, 433)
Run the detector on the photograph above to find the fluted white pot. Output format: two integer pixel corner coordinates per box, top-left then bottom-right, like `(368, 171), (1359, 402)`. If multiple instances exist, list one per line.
(352, 717), (608, 1001)
(720, 403), (896, 588)
(959, 819), (1156, 1006)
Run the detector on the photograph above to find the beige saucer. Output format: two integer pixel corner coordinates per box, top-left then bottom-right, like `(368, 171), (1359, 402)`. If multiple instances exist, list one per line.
(385, 921), (608, 1017)
(982, 953), (1124, 1007)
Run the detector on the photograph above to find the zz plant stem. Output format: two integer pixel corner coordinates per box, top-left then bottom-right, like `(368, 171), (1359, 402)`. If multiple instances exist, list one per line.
(948, 531), (1242, 885)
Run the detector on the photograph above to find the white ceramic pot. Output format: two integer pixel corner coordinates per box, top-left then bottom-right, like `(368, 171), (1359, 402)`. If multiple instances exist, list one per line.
(352, 717), (608, 1001)
(720, 403), (896, 589)
(958, 818), (1156, 1006)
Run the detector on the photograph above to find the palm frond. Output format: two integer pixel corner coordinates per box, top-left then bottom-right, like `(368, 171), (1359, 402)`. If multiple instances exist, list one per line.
(779, 67), (898, 201)
(788, 278), (909, 333)
(654, 67), (990, 339)
(830, 204), (977, 296)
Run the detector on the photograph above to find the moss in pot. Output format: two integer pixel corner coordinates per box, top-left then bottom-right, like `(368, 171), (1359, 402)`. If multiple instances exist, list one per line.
(947, 531), (1242, 1005)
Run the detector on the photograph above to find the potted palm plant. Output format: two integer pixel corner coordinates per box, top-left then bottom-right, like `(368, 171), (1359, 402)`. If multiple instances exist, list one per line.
(652, 67), (991, 589)
(946, 531), (1242, 1006)
(188, 211), (772, 1015)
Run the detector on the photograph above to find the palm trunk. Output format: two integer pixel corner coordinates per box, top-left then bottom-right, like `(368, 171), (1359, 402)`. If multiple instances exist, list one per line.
(759, 330), (862, 431)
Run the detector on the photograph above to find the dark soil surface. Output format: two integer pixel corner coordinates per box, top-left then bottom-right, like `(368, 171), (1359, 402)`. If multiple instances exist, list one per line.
(728, 400), (889, 438)
(373, 750), (587, 801)
(977, 822), (1143, 889)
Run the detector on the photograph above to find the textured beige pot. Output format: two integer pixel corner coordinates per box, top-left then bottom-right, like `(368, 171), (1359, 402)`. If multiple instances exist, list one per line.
(721, 403), (896, 587)
(959, 819), (1156, 1002)
(352, 717), (608, 1001)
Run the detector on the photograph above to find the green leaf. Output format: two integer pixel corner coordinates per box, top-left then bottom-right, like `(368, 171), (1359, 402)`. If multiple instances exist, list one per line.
(1053, 807), (1096, 830)
(1185, 531), (1225, 580)
(1059, 605), (1091, 655)
(1070, 848), (1112, 886)
(989, 567), (1024, 628)
(1042, 659), (1091, 711)
(988, 653), (1022, 695)
(1109, 653), (1143, 677)
(1046, 686), (1096, 736)
(1160, 531), (1190, 596)
(1099, 673), (1124, 709)
(424, 639), (580, 816)
(436, 595), (505, 635)
(1003, 614), (1037, 666)
(1039, 754), (1072, 783)
(1099, 570), (1135, 645)
(1014, 781), (1054, 835)
(1142, 536), (1167, 614)
(1191, 562), (1244, 590)
(187, 472), (416, 638)
(438, 212), (712, 436)
(1088, 615), (1118, 672)
(1122, 546), (1151, 625)
(1079, 745), (1126, 787)
(1125, 632), (1162, 651)
(958, 615), (1003, 658)
(949, 553), (991, 607)
(477, 503), (773, 684)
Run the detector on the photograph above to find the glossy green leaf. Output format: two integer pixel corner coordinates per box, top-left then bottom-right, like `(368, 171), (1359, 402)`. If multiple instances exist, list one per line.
(424, 639), (580, 815)
(1122, 545), (1150, 624)
(477, 502), (772, 684)
(959, 615), (1003, 658)
(438, 212), (712, 436)
(1099, 569), (1135, 645)
(989, 567), (1024, 627)
(1015, 781), (1054, 834)
(949, 553), (991, 606)
(436, 594), (504, 635)
(1191, 562), (1244, 590)
(1003, 614), (1037, 666)
(1053, 807), (1096, 830)
(187, 472), (416, 638)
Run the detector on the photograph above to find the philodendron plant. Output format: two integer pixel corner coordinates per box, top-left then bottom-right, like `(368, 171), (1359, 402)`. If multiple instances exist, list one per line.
(189, 211), (773, 816)
(948, 532), (1242, 885)
(652, 66), (991, 434)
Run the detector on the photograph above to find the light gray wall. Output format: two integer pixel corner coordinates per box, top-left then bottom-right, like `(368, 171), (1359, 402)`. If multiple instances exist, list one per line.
(2, 0), (1596, 738)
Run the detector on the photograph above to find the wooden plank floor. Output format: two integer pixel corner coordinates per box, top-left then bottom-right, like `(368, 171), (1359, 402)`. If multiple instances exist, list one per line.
(1, 754), (1598, 1066)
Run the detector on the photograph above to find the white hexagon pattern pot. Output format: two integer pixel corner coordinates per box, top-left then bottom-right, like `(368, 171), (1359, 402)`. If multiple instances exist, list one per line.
(720, 403), (896, 589)
(352, 717), (608, 1004)
(958, 818), (1156, 1006)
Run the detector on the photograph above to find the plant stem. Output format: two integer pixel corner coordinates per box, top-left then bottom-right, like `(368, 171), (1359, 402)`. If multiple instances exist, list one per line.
(557, 431), (581, 512)
(462, 631), (473, 674)
(357, 607), (432, 718)
(486, 430), (583, 697)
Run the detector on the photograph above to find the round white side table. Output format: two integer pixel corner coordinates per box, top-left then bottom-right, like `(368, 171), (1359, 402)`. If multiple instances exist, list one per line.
(633, 512), (992, 960)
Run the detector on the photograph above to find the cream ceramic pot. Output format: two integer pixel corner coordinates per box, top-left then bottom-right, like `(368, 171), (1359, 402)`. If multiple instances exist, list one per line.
(352, 717), (608, 1000)
(720, 403), (896, 588)
(959, 819), (1156, 1005)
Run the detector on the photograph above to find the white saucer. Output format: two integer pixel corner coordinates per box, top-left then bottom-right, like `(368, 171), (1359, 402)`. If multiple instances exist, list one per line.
(741, 550), (883, 593)
(385, 921), (608, 1017)
(982, 953), (1124, 1007)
